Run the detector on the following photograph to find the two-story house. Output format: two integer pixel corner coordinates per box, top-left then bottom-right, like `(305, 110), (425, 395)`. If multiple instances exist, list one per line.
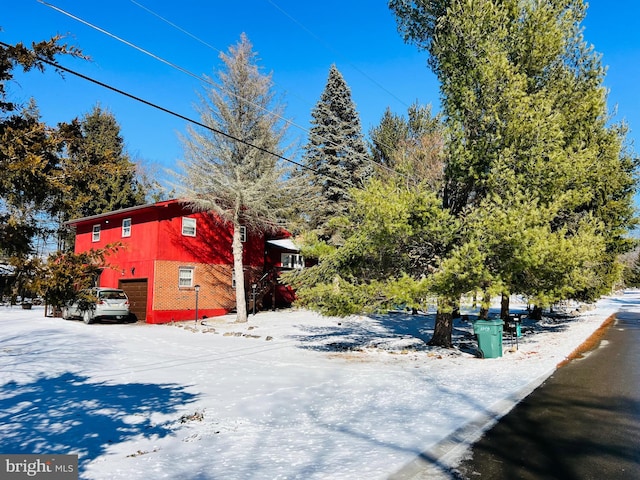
(66, 199), (303, 323)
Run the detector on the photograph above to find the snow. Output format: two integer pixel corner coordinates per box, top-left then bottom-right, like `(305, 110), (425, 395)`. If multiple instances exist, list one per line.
(1, 291), (638, 479)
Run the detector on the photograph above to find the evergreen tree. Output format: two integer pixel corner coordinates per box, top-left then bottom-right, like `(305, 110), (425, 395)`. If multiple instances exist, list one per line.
(0, 102), (59, 258)
(390, 0), (637, 345)
(0, 36), (83, 114)
(622, 247), (640, 288)
(0, 37), (82, 262)
(284, 177), (457, 316)
(57, 105), (146, 222)
(302, 64), (370, 242)
(1, 41), (67, 259)
(38, 244), (122, 310)
(369, 103), (445, 190)
(369, 107), (408, 168)
(178, 34), (291, 323)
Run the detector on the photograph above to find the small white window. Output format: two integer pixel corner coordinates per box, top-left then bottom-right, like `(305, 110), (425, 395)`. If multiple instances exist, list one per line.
(232, 270), (237, 289)
(92, 224), (101, 242)
(122, 218), (131, 237)
(281, 253), (304, 269)
(182, 217), (196, 237)
(179, 267), (194, 288)
(240, 225), (247, 242)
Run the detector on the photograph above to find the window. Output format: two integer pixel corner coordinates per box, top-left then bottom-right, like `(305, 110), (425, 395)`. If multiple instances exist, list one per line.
(231, 270), (236, 289)
(122, 218), (131, 237)
(182, 217), (196, 237)
(179, 267), (194, 288)
(281, 253), (304, 269)
(92, 224), (100, 242)
(240, 225), (247, 242)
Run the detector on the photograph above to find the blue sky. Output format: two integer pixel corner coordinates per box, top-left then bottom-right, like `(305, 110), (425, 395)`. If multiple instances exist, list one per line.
(3, 1), (639, 185)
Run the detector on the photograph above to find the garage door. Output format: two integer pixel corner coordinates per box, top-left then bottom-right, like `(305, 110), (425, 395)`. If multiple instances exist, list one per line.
(119, 279), (148, 323)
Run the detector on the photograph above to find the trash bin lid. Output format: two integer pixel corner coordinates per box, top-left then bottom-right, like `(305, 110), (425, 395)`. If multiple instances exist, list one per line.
(473, 319), (504, 326)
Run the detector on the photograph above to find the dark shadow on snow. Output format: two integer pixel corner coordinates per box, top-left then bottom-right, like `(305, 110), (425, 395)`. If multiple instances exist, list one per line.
(286, 305), (578, 359)
(287, 311), (479, 353)
(0, 372), (198, 470)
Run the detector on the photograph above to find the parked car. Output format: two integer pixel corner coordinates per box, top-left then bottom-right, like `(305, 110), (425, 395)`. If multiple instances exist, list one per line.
(62, 287), (131, 324)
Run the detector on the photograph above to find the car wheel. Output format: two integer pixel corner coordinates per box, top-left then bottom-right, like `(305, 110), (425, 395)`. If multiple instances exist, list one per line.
(83, 311), (94, 324)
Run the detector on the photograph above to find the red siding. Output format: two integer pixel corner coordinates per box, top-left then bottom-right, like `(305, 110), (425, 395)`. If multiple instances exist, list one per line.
(70, 200), (274, 323)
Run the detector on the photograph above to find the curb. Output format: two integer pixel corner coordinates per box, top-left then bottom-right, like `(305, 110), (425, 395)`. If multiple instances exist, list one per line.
(388, 310), (620, 479)
(387, 367), (556, 479)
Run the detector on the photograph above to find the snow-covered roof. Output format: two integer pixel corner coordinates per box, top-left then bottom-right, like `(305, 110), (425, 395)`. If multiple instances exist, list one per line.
(266, 238), (299, 251)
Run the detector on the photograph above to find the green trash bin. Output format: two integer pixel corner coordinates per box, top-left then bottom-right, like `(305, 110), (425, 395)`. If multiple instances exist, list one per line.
(473, 319), (504, 358)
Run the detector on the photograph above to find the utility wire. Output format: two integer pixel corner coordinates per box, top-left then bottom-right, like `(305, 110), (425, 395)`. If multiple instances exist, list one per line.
(2, 40), (366, 192)
(38, 0), (314, 145)
(36, 1), (413, 183)
(0, 39), (313, 176)
(134, 0), (409, 111)
(130, 0), (222, 55)
(129, 0), (319, 132)
(126, 0), (411, 181)
(265, 0), (410, 109)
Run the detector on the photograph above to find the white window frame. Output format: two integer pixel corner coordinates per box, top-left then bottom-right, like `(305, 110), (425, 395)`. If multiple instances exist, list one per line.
(178, 267), (194, 288)
(92, 224), (101, 242)
(240, 225), (247, 243)
(122, 218), (131, 237)
(232, 270), (237, 289)
(182, 217), (196, 237)
(281, 253), (304, 269)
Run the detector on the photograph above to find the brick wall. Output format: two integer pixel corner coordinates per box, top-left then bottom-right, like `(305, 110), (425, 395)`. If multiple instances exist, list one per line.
(153, 260), (236, 312)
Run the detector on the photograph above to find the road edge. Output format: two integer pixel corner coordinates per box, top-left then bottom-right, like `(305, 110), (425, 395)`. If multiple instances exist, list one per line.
(388, 312), (619, 480)
(387, 367), (555, 479)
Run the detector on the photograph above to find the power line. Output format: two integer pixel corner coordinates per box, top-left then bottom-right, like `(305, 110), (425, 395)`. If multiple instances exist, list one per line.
(127, 0), (410, 181)
(265, 0), (410, 109)
(128, 0), (317, 123)
(0, 39), (311, 175)
(35, 1), (414, 184)
(37, 0), (314, 144)
(130, 0), (223, 56)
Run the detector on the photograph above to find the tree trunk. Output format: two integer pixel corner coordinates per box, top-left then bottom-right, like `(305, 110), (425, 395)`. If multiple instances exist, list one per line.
(478, 290), (491, 319)
(428, 297), (455, 348)
(531, 305), (543, 321)
(232, 222), (248, 323)
(500, 292), (510, 319)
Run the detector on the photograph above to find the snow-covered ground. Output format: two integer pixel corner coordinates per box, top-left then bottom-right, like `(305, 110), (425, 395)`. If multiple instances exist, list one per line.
(1, 291), (638, 479)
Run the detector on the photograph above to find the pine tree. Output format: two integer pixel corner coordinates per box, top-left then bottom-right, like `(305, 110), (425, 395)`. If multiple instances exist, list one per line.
(0, 102), (58, 257)
(283, 177), (457, 316)
(178, 34), (291, 323)
(369, 107), (408, 168)
(391, 0), (637, 345)
(0, 37), (82, 259)
(38, 244), (122, 310)
(369, 103), (445, 190)
(57, 105), (146, 222)
(302, 64), (370, 242)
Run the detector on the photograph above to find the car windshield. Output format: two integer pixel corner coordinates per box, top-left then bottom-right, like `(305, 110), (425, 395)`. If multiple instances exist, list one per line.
(99, 290), (127, 300)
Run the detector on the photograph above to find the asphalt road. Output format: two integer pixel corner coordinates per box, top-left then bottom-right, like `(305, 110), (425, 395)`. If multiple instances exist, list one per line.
(453, 310), (640, 479)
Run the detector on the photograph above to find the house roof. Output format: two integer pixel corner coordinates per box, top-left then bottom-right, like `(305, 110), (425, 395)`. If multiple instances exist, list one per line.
(64, 199), (179, 226)
(266, 238), (299, 251)
(65, 200), (295, 243)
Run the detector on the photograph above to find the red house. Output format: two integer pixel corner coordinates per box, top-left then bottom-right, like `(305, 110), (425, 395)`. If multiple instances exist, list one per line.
(66, 199), (303, 323)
